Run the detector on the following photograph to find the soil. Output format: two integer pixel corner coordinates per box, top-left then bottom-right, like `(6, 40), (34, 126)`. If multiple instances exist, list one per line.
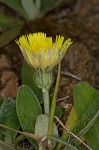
(0, 0), (99, 149)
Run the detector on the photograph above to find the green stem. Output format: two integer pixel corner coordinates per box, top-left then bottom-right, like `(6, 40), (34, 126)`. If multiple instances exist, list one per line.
(48, 63), (61, 138)
(42, 88), (50, 115)
(13, 135), (26, 145)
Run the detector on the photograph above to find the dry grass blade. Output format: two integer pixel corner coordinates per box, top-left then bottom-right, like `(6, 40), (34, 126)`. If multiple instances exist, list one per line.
(0, 123), (48, 147)
(61, 71), (82, 81)
(54, 116), (92, 150)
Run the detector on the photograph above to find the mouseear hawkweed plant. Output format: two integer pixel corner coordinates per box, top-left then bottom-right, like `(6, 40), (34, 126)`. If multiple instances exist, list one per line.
(0, 33), (98, 150)
(15, 32), (72, 149)
(0, 32), (99, 150)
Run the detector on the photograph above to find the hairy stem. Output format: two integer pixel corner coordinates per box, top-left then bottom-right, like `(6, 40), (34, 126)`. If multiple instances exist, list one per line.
(42, 88), (50, 115)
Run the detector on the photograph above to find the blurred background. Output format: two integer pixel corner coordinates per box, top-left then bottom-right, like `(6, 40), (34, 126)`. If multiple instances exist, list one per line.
(0, 0), (99, 111)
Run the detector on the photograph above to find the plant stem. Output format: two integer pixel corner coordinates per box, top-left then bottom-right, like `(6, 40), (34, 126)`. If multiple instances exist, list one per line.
(42, 88), (50, 115)
(48, 63), (61, 138)
(13, 135), (26, 145)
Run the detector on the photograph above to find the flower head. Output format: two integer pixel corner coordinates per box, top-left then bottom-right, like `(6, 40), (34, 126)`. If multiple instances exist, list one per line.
(16, 32), (72, 70)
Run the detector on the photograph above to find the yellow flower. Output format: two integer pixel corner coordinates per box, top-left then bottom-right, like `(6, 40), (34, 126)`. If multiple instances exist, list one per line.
(16, 32), (72, 70)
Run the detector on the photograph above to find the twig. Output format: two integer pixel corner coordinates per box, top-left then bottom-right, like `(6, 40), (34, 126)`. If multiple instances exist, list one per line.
(40, 136), (47, 144)
(0, 124), (48, 147)
(57, 95), (72, 102)
(39, 136), (48, 150)
(54, 116), (92, 150)
(61, 71), (82, 81)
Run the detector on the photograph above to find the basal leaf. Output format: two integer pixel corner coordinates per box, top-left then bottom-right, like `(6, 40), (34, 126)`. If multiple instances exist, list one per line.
(73, 82), (99, 149)
(16, 85), (42, 149)
(0, 0), (28, 19)
(21, 0), (40, 20)
(73, 82), (99, 119)
(85, 118), (99, 150)
(0, 14), (22, 27)
(0, 20), (24, 48)
(35, 114), (58, 149)
(0, 99), (20, 140)
(41, 0), (60, 13)
(72, 96), (99, 136)
(63, 82), (99, 150)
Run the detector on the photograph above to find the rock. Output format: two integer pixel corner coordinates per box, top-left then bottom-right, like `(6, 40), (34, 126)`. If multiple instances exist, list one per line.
(0, 55), (11, 69)
(1, 71), (18, 98)
(62, 42), (99, 86)
(0, 54), (18, 98)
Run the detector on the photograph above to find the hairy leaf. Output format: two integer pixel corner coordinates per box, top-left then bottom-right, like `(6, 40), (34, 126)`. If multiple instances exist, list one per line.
(0, 99), (20, 140)
(16, 85), (42, 149)
(35, 114), (58, 149)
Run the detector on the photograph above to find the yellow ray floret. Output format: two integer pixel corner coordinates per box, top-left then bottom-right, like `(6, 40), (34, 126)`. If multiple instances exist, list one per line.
(16, 32), (72, 69)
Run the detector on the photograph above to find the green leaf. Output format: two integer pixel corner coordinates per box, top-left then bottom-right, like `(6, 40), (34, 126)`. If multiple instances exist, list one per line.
(22, 61), (43, 103)
(54, 106), (62, 121)
(0, 0), (28, 20)
(35, 114), (58, 149)
(85, 118), (99, 150)
(0, 99), (15, 123)
(73, 82), (99, 149)
(35, 114), (58, 137)
(72, 97), (99, 137)
(77, 110), (99, 138)
(0, 99), (20, 140)
(0, 14), (22, 27)
(63, 82), (99, 150)
(73, 82), (99, 119)
(57, 107), (78, 150)
(0, 20), (24, 48)
(16, 85), (42, 149)
(55, 106), (62, 118)
(51, 136), (80, 150)
(21, 0), (40, 20)
(0, 140), (14, 150)
(41, 0), (61, 13)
